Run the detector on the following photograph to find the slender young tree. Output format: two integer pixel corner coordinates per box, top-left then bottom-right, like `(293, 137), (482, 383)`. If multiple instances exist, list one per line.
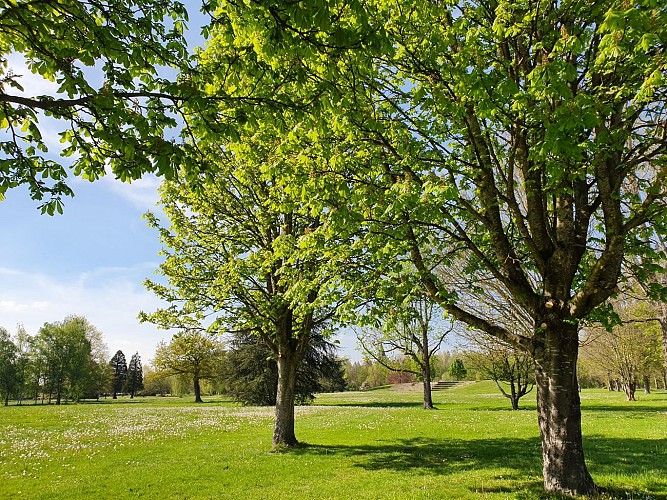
(152, 331), (224, 403)
(466, 345), (535, 410)
(358, 295), (450, 409)
(109, 350), (127, 399)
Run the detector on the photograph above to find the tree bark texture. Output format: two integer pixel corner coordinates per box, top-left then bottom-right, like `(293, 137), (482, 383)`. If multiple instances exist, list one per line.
(193, 375), (203, 403)
(660, 319), (667, 379)
(534, 320), (596, 496)
(273, 351), (299, 448)
(421, 337), (434, 409)
(422, 363), (434, 410)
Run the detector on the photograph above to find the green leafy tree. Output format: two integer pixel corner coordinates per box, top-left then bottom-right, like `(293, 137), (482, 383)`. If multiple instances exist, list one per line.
(141, 141), (347, 448)
(126, 352), (144, 399)
(581, 298), (663, 401)
(152, 330), (225, 403)
(197, 0), (667, 493)
(448, 359), (467, 381)
(221, 332), (345, 406)
(12, 325), (31, 404)
(0, 0), (190, 214)
(141, 364), (172, 396)
(33, 316), (93, 404)
(343, 361), (370, 391)
(109, 350), (127, 399)
(73, 316), (111, 400)
(0, 327), (19, 405)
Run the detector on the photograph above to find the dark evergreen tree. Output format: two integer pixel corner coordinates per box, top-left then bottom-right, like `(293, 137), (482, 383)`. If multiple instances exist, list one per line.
(125, 352), (143, 399)
(222, 332), (346, 406)
(109, 350), (127, 399)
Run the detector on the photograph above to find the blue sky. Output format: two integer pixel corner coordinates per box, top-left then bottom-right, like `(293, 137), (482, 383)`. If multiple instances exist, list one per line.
(0, 176), (175, 362)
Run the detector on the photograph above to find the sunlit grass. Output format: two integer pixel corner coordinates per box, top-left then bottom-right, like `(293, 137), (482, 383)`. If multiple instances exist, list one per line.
(1, 383), (665, 499)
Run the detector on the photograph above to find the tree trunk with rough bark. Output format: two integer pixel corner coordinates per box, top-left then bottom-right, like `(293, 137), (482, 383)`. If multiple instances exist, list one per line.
(193, 375), (203, 403)
(422, 362), (434, 410)
(533, 320), (596, 496)
(643, 376), (651, 395)
(421, 338), (434, 409)
(273, 350), (299, 448)
(623, 381), (637, 401)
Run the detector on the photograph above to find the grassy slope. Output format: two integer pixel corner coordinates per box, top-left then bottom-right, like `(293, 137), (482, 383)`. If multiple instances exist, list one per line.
(0, 383), (665, 499)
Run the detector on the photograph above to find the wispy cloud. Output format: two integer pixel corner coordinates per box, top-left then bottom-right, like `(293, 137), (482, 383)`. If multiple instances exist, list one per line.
(97, 174), (162, 210)
(5, 53), (60, 97)
(0, 266), (174, 361)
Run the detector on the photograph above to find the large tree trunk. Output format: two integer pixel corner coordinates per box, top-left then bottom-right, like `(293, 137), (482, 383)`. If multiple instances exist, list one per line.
(273, 351), (299, 448)
(660, 319), (667, 385)
(193, 376), (203, 403)
(421, 343), (434, 409)
(533, 320), (596, 496)
(422, 363), (434, 409)
(623, 380), (636, 401)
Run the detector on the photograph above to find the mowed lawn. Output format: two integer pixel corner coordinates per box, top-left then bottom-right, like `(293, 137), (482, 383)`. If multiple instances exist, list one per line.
(1, 382), (666, 499)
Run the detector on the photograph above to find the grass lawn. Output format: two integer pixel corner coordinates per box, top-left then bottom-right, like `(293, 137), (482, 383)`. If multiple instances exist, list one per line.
(1, 382), (665, 499)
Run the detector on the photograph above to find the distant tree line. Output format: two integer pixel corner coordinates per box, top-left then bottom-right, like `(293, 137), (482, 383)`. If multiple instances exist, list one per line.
(146, 329), (346, 405)
(0, 317), (348, 407)
(0, 316), (143, 405)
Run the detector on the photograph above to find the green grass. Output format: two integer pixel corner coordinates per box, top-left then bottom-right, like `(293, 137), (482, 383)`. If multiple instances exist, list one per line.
(1, 383), (666, 499)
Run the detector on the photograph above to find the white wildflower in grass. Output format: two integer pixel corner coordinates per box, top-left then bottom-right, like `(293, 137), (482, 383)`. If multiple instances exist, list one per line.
(0, 404), (279, 479)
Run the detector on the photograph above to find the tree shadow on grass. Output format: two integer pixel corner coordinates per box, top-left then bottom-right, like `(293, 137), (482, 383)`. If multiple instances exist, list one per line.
(292, 435), (667, 499)
(315, 401), (427, 409)
(583, 404), (667, 413)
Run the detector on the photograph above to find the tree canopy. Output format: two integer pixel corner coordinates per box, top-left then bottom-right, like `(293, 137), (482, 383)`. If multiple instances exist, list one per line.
(192, 0), (667, 494)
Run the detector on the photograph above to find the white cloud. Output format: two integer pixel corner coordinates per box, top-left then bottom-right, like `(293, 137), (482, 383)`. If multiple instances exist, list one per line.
(5, 53), (60, 97)
(97, 174), (162, 210)
(0, 265), (365, 363)
(0, 266), (174, 362)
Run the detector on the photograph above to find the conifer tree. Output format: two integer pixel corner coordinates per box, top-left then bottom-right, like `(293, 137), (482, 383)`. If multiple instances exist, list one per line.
(126, 352), (143, 399)
(109, 350), (127, 399)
